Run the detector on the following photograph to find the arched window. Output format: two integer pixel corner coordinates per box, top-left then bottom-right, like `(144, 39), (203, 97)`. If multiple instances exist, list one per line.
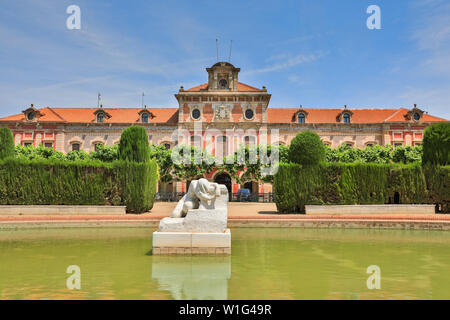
(72, 143), (80, 151)
(413, 112), (421, 121)
(97, 113), (104, 123)
(141, 113), (149, 123)
(298, 113), (306, 124)
(343, 113), (351, 124)
(161, 143), (171, 150)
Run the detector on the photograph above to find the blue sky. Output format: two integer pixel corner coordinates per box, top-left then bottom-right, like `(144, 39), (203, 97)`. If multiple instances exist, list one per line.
(0, 0), (449, 119)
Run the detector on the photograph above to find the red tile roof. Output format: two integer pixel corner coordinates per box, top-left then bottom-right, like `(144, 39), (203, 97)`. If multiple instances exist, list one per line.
(0, 107), (446, 124)
(0, 108), (179, 124)
(267, 108), (447, 124)
(185, 82), (262, 92)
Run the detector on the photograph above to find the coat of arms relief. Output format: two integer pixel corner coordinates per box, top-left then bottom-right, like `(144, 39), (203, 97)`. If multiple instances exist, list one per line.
(214, 105), (231, 121)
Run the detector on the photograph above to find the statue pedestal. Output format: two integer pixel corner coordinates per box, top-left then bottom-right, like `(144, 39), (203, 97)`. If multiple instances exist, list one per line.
(152, 229), (231, 255)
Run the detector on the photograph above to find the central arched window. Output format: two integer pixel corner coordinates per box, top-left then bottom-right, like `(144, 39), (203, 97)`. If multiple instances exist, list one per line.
(97, 113), (104, 123)
(413, 112), (421, 121)
(190, 135), (202, 148)
(141, 113), (149, 123)
(298, 113), (306, 124)
(343, 113), (351, 124)
(219, 79), (228, 89)
(216, 136), (228, 158)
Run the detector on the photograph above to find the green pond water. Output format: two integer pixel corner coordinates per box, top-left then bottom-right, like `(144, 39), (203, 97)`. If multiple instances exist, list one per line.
(0, 227), (449, 300)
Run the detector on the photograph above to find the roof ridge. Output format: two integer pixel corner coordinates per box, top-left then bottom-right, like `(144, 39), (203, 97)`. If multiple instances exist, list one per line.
(383, 108), (405, 122)
(44, 107), (66, 122)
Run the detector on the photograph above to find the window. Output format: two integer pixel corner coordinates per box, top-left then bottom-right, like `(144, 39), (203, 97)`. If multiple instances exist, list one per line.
(72, 143), (80, 151)
(298, 113), (306, 124)
(343, 113), (351, 124)
(27, 112), (35, 121)
(413, 112), (421, 121)
(245, 109), (254, 120)
(141, 113), (149, 123)
(366, 144), (374, 148)
(342, 142), (354, 147)
(44, 142), (53, 149)
(394, 142), (403, 148)
(97, 113), (104, 123)
(191, 135), (202, 147)
(163, 143), (171, 150)
(24, 142), (32, 147)
(191, 108), (201, 120)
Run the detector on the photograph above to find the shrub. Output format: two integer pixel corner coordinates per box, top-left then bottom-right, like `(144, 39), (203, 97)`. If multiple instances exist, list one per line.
(0, 158), (158, 213)
(65, 150), (90, 161)
(118, 126), (150, 163)
(0, 127), (15, 160)
(392, 146), (423, 164)
(289, 131), (325, 165)
(422, 122), (450, 166)
(90, 144), (119, 162)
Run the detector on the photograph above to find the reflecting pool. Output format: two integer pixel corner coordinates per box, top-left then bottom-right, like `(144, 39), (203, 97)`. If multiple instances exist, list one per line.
(0, 227), (449, 300)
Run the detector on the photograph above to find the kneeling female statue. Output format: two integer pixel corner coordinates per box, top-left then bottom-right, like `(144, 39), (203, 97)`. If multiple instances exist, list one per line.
(158, 178), (229, 233)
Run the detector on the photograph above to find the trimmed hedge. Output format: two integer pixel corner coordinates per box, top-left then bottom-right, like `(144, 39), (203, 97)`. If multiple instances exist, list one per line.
(0, 158), (158, 213)
(274, 162), (449, 213)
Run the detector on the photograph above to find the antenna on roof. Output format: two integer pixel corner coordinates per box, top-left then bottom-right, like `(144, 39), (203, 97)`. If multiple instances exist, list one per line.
(97, 93), (101, 108)
(228, 40), (233, 62)
(142, 92), (145, 108)
(216, 38), (219, 62)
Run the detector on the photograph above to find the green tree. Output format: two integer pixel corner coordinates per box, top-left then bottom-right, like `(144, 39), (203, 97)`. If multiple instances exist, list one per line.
(0, 127), (15, 160)
(171, 145), (216, 182)
(149, 145), (174, 183)
(289, 131), (325, 166)
(118, 126), (150, 162)
(422, 122), (450, 166)
(90, 144), (119, 162)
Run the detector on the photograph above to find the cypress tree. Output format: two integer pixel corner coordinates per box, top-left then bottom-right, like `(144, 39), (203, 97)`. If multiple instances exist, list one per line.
(422, 122), (450, 166)
(118, 126), (150, 162)
(0, 127), (15, 160)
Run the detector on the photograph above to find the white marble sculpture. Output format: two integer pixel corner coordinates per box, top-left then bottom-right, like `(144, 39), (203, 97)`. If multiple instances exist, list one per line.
(158, 178), (229, 233)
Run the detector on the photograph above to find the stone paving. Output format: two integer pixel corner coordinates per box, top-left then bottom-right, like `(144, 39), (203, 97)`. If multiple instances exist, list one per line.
(0, 202), (449, 230)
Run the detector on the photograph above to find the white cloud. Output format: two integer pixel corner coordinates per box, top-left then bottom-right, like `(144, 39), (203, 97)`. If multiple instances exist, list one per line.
(244, 52), (325, 75)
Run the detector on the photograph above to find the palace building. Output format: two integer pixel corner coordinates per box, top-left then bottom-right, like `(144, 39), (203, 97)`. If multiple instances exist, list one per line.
(0, 62), (447, 195)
